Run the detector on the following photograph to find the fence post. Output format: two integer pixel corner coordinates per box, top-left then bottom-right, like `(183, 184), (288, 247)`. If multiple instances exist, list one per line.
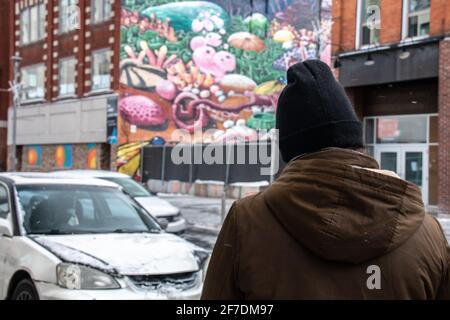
(221, 143), (232, 222)
(161, 145), (166, 192)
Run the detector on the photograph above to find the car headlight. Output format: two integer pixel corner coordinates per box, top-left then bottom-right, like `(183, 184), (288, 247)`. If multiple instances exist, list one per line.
(57, 263), (120, 290)
(193, 250), (211, 281)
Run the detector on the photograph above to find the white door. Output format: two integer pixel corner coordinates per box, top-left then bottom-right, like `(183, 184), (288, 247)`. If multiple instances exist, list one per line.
(375, 144), (428, 205)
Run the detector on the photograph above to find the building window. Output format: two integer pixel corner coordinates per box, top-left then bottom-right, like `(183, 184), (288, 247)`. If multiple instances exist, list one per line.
(91, 49), (111, 91)
(20, 3), (46, 45)
(21, 64), (45, 101)
(357, 0), (380, 48)
(91, 0), (112, 24)
(59, 57), (77, 97)
(59, 0), (79, 34)
(403, 0), (430, 38)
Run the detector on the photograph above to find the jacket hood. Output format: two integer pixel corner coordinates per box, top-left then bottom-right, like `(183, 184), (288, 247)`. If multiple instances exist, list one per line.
(263, 148), (425, 264)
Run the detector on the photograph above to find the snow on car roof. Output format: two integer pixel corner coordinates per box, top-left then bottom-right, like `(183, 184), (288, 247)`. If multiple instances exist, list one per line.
(0, 172), (119, 187)
(51, 170), (131, 179)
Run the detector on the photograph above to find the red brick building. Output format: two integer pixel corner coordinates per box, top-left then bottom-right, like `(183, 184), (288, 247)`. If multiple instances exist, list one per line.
(332, 0), (450, 214)
(6, 0), (120, 172)
(0, 0), (12, 171)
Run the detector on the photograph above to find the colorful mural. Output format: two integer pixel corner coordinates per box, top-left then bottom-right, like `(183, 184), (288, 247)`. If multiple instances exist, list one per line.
(118, 0), (332, 177)
(27, 146), (42, 168)
(54, 144), (73, 169)
(87, 143), (97, 169)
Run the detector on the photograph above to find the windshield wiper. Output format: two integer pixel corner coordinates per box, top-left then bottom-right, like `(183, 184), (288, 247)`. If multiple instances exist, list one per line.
(28, 229), (71, 235)
(111, 228), (150, 234)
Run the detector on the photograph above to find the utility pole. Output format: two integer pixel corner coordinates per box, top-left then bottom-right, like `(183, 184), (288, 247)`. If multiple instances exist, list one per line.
(11, 56), (22, 172)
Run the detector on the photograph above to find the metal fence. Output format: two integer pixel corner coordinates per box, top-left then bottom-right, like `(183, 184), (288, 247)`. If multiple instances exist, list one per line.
(141, 142), (286, 185)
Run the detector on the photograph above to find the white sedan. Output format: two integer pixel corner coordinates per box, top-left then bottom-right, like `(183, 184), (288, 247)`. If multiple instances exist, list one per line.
(0, 173), (208, 300)
(51, 170), (186, 233)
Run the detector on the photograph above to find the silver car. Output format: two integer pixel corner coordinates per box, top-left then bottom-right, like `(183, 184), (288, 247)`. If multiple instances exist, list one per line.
(51, 170), (186, 233)
(0, 173), (208, 300)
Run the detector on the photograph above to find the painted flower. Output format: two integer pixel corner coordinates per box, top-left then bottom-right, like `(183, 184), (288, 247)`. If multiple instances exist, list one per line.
(191, 11), (224, 33)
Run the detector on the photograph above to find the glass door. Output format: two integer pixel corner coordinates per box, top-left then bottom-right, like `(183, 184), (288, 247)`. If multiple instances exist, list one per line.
(375, 145), (428, 205)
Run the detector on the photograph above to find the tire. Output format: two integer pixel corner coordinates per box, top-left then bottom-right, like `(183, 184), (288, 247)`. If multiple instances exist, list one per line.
(11, 279), (39, 300)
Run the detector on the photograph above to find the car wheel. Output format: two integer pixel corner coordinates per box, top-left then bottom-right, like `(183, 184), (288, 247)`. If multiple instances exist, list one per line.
(11, 279), (39, 300)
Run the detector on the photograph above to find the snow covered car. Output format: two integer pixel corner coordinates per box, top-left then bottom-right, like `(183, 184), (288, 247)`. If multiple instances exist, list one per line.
(51, 170), (186, 233)
(0, 173), (208, 300)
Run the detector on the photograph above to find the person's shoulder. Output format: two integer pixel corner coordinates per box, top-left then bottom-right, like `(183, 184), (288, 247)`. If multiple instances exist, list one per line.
(414, 214), (449, 260)
(231, 190), (268, 222)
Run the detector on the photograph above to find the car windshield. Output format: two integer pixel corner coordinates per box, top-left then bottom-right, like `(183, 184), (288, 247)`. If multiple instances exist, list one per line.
(102, 177), (151, 198)
(16, 184), (161, 235)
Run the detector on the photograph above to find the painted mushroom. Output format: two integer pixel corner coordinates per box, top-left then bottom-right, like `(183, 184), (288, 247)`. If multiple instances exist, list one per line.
(227, 32), (266, 53)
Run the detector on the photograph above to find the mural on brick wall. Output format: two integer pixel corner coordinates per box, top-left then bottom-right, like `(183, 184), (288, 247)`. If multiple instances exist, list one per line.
(54, 144), (73, 169)
(118, 0), (332, 177)
(27, 146), (42, 168)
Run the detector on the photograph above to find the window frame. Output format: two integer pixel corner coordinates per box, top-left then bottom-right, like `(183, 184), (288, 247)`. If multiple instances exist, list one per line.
(355, 0), (381, 50)
(91, 0), (112, 25)
(401, 0), (430, 41)
(91, 48), (111, 92)
(21, 64), (46, 103)
(58, 56), (77, 97)
(20, 3), (46, 45)
(59, 0), (79, 34)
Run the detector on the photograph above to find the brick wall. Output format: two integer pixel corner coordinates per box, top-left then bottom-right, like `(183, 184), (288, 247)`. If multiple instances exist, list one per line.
(379, 0), (402, 44)
(332, 0), (357, 54)
(0, 0), (11, 171)
(333, 0), (450, 54)
(438, 39), (450, 215)
(11, 0), (119, 104)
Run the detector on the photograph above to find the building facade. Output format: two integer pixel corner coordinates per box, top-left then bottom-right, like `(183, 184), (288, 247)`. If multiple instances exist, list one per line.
(7, 0), (333, 182)
(332, 0), (450, 214)
(0, 0), (12, 171)
(7, 0), (120, 172)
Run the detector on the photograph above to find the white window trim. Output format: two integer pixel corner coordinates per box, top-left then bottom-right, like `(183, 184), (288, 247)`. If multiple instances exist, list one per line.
(355, 0), (380, 50)
(91, 48), (111, 92)
(90, 0), (112, 25)
(59, 0), (80, 34)
(401, 0), (430, 41)
(355, 0), (363, 49)
(21, 63), (46, 103)
(20, 4), (46, 46)
(58, 56), (77, 97)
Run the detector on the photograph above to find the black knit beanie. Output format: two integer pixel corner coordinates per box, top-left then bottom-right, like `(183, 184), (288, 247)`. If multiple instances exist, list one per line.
(276, 60), (363, 163)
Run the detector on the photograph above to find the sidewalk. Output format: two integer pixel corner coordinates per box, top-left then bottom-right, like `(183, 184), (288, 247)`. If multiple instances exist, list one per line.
(159, 194), (235, 234)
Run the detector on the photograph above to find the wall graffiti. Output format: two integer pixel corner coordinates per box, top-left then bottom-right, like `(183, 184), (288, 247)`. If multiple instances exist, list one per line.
(118, 0), (332, 177)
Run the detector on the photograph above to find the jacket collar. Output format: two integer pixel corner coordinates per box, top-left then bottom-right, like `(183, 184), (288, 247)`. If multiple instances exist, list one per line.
(289, 147), (380, 170)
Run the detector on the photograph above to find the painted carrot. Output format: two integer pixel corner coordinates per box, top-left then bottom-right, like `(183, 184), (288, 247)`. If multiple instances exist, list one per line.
(156, 45), (168, 68)
(162, 54), (178, 69)
(140, 41), (156, 65)
(124, 45), (137, 59)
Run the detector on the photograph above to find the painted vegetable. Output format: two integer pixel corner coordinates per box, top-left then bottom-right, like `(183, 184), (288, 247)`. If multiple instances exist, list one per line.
(219, 74), (257, 94)
(228, 32), (266, 52)
(156, 79), (178, 101)
(141, 1), (229, 32)
(120, 95), (168, 130)
(244, 13), (269, 39)
(273, 29), (296, 43)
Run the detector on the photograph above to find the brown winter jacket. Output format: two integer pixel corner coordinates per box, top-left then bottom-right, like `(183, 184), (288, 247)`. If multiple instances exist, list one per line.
(201, 148), (450, 299)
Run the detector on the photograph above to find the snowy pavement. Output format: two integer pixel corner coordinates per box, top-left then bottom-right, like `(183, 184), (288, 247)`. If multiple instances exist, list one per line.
(162, 194), (450, 250)
(160, 194), (235, 250)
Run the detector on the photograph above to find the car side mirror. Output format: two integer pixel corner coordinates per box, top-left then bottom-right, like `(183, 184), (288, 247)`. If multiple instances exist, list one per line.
(158, 218), (169, 231)
(0, 219), (13, 237)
